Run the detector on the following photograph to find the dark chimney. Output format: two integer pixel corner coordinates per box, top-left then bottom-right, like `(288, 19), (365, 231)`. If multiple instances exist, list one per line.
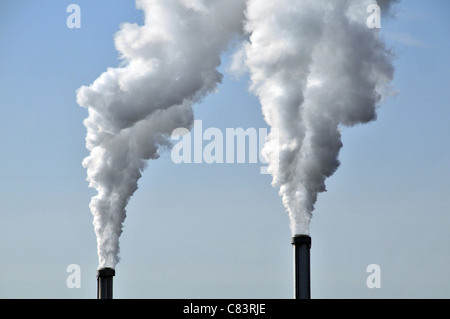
(97, 268), (115, 299)
(291, 235), (311, 299)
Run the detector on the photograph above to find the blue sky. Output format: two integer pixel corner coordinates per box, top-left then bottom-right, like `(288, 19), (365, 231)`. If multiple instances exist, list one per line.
(0, 0), (449, 298)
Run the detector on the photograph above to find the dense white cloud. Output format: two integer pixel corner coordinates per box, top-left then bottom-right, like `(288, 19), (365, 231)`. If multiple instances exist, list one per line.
(77, 0), (398, 267)
(239, 0), (398, 234)
(77, 0), (246, 268)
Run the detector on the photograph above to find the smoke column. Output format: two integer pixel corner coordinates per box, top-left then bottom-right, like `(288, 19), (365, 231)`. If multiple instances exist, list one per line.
(77, 0), (246, 269)
(236, 0), (398, 235)
(77, 0), (397, 268)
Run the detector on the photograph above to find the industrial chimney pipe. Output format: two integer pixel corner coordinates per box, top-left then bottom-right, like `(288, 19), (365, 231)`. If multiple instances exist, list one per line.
(97, 268), (115, 299)
(292, 235), (311, 299)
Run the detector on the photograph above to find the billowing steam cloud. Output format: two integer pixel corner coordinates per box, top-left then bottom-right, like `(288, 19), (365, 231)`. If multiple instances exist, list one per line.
(77, 0), (398, 268)
(77, 0), (246, 268)
(235, 0), (398, 235)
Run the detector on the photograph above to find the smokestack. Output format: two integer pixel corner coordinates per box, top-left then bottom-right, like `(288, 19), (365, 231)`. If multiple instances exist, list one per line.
(292, 235), (311, 299)
(97, 268), (115, 299)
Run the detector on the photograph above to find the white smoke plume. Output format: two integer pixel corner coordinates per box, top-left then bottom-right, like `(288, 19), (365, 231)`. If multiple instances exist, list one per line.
(77, 0), (397, 268)
(77, 0), (246, 269)
(236, 0), (398, 235)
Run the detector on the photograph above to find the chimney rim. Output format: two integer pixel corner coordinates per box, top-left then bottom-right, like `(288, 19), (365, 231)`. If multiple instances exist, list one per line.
(291, 234), (312, 246)
(97, 267), (116, 277)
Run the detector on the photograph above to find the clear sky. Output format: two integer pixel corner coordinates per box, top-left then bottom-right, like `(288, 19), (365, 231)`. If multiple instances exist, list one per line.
(0, 0), (449, 298)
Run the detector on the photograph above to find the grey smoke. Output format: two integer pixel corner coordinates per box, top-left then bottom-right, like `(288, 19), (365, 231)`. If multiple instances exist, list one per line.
(377, 0), (400, 15)
(77, 0), (398, 268)
(234, 0), (398, 234)
(77, 0), (246, 268)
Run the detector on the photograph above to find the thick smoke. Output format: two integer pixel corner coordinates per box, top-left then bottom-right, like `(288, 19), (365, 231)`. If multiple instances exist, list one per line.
(77, 0), (397, 268)
(236, 0), (398, 235)
(77, 0), (246, 268)
(377, 0), (400, 15)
